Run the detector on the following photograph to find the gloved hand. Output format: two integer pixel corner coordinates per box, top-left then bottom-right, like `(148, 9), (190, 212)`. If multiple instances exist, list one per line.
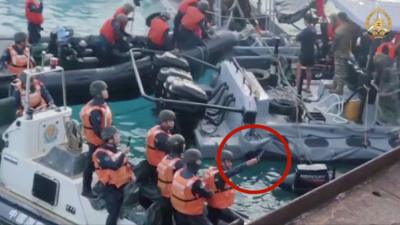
(133, 0), (141, 7)
(128, 17), (134, 21)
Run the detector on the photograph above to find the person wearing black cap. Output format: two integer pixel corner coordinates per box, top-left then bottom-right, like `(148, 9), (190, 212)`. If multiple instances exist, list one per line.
(203, 150), (259, 225)
(156, 134), (186, 225)
(80, 80), (113, 198)
(0, 32), (35, 77)
(171, 148), (213, 225)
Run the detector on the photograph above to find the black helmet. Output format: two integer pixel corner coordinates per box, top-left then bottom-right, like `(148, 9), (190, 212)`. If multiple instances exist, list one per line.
(159, 12), (171, 21)
(159, 109), (176, 122)
(183, 148), (202, 164)
(221, 150), (234, 161)
(197, 0), (209, 13)
(90, 80), (108, 97)
(101, 126), (118, 141)
(14, 32), (27, 44)
(167, 134), (185, 154)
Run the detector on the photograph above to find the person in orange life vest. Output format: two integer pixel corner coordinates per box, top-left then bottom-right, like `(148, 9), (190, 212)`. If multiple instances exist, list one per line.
(203, 150), (259, 225)
(156, 134), (185, 225)
(12, 72), (54, 117)
(80, 80), (112, 198)
(176, 0), (210, 49)
(25, 0), (44, 44)
(172, 0), (199, 45)
(171, 148), (213, 225)
(0, 32), (35, 77)
(147, 12), (172, 50)
(146, 109), (176, 169)
(92, 126), (135, 225)
(98, 14), (132, 64)
(376, 36), (400, 61)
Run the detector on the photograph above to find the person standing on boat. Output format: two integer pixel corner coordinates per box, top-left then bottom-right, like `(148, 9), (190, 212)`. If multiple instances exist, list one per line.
(295, 14), (317, 94)
(156, 134), (185, 225)
(98, 14), (133, 64)
(80, 80), (112, 198)
(173, 0), (199, 46)
(92, 126), (135, 225)
(326, 12), (354, 95)
(145, 110), (175, 177)
(0, 32), (35, 77)
(12, 72), (54, 117)
(25, 0), (44, 44)
(147, 12), (172, 50)
(171, 148), (213, 225)
(176, 0), (210, 49)
(203, 150), (259, 225)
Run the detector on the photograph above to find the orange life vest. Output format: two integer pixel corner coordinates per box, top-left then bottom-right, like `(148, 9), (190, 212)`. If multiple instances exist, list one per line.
(203, 167), (235, 209)
(146, 125), (171, 167)
(25, 0), (43, 25)
(181, 6), (204, 33)
(376, 42), (397, 60)
(16, 79), (47, 117)
(171, 169), (205, 215)
(178, 0), (198, 13)
(80, 101), (113, 146)
(100, 18), (117, 45)
(92, 147), (135, 188)
(157, 156), (180, 198)
(148, 17), (169, 47)
(7, 46), (32, 77)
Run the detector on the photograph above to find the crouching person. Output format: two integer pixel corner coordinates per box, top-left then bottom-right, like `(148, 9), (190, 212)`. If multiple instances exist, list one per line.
(92, 126), (136, 225)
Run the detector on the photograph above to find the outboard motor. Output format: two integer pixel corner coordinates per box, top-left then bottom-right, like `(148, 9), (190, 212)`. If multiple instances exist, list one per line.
(293, 164), (332, 194)
(155, 67), (192, 98)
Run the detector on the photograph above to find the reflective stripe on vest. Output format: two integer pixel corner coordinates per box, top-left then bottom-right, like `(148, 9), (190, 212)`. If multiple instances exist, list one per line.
(25, 0), (43, 25)
(80, 101), (112, 146)
(146, 125), (171, 167)
(157, 156), (180, 198)
(181, 6), (204, 32)
(100, 18), (117, 45)
(148, 17), (169, 47)
(376, 42), (397, 60)
(16, 79), (47, 116)
(203, 167), (235, 209)
(171, 169), (205, 215)
(7, 46), (31, 77)
(178, 0), (198, 14)
(92, 147), (134, 188)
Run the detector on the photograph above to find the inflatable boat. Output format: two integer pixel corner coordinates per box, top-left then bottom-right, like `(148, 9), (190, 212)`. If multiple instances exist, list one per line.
(152, 58), (400, 162)
(0, 30), (240, 105)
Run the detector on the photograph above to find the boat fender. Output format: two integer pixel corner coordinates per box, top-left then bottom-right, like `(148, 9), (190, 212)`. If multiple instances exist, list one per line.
(269, 99), (297, 116)
(153, 52), (189, 70)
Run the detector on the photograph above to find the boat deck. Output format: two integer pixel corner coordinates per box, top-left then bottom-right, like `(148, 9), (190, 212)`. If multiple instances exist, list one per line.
(248, 146), (400, 225)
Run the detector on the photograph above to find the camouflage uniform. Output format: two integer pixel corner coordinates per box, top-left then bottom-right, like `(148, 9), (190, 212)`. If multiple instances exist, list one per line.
(329, 22), (354, 94)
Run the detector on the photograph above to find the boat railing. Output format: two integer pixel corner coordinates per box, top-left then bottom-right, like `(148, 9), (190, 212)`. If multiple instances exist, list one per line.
(129, 48), (246, 115)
